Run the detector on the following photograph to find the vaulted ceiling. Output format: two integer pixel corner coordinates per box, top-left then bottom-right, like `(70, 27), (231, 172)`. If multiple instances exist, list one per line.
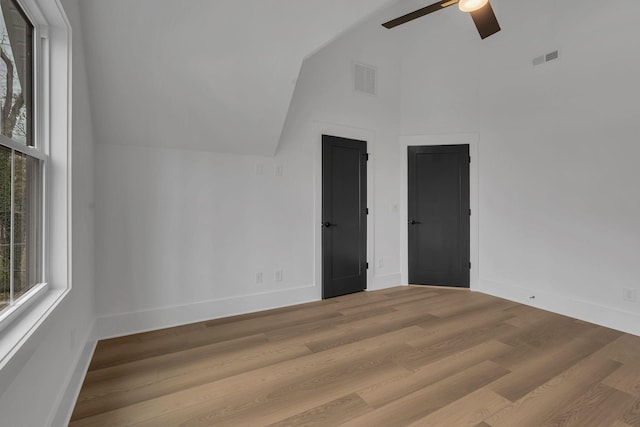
(78, 0), (398, 155)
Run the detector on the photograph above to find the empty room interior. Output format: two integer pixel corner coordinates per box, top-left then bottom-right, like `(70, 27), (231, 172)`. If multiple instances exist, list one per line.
(0, 0), (639, 425)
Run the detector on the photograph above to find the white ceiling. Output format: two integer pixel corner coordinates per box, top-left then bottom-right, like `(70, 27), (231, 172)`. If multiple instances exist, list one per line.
(78, 0), (399, 155)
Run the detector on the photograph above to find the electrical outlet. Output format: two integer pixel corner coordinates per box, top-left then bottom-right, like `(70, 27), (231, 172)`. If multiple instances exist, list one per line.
(256, 272), (263, 284)
(275, 269), (283, 282)
(623, 288), (636, 302)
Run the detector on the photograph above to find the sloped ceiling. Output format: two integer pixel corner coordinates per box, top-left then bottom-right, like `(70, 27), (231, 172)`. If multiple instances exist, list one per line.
(78, 0), (397, 155)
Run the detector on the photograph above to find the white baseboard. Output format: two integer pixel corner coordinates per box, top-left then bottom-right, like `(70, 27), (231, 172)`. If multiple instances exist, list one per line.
(478, 279), (640, 337)
(370, 273), (403, 291)
(94, 276), (407, 341)
(48, 321), (97, 427)
(94, 285), (320, 340)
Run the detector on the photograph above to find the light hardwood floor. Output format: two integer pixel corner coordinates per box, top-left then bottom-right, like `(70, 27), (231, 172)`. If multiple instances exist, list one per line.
(70, 286), (640, 426)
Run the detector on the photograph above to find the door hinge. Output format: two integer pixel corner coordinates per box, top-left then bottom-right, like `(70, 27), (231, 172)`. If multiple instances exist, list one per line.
(469, 156), (471, 163)
(469, 209), (472, 216)
(366, 208), (369, 215)
(366, 262), (369, 270)
(469, 262), (472, 269)
(364, 153), (369, 161)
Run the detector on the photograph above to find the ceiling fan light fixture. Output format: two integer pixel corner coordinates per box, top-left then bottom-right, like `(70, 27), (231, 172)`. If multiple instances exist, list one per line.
(458, 0), (489, 12)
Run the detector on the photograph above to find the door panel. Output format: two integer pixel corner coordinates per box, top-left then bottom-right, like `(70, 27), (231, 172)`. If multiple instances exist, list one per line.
(322, 135), (367, 298)
(408, 145), (470, 287)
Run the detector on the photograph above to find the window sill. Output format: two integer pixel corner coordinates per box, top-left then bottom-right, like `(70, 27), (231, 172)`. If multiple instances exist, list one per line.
(0, 283), (50, 335)
(0, 286), (68, 396)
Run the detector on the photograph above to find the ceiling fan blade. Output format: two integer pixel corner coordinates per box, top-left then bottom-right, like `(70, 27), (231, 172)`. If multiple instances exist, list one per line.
(470, 1), (501, 39)
(382, 0), (458, 29)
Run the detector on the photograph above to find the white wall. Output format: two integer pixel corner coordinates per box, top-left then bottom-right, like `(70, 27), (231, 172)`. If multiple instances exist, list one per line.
(0, 0), (97, 425)
(93, 13), (403, 338)
(77, 0), (397, 157)
(399, 0), (640, 334)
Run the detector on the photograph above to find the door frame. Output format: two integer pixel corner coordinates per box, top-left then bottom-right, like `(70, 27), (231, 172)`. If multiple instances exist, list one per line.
(400, 134), (479, 289)
(313, 122), (375, 299)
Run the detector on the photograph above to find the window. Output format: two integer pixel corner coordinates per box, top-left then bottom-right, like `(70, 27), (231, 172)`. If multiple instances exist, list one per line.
(0, 0), (70, 380)
(0, 0), (43, 319)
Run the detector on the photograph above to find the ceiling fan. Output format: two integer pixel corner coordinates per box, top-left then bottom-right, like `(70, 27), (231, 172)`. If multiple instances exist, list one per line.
(382, 0), (501, 40)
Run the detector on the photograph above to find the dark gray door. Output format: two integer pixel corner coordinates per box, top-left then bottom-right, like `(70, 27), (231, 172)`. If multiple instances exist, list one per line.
(408, 145), (470, 288)
(322, 135), (367, 299)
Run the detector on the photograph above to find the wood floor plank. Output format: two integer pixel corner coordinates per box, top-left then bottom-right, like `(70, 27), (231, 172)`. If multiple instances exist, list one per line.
(265, 393), (372, 427)
(358, 340), (513, 408)
(306, 309), (438, 353)
(489, 342), (536, 369)
(621, 397), (640, 427)
(71, 287), (640, 427)
(329, 291), (392, 310)
(502, 304), (565, 329)
(264, 306), (397, 342)
(485, 356), (621, 427)
(489, 327), (622, 401)
(603, 361), (640, 397)
(130, 348), (411, 427)
(540, 383), (635, 427)
(404, 302), (516, 354)
(610, 421), (634, 427)
(402, 321), (517, 370)
(407, 388), (511, 427)
(595, 334), (640, 365)
(500, 315), (592, 350)
(425, 292), (516, 318)
(341, 361), (509, 427)
(157, 358), (404, 427)
(396, 290), (478, 314)
(337, 291), (439, 316)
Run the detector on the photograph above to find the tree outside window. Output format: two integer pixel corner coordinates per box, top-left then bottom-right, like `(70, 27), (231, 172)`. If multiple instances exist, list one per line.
(0, 0), (36, 311)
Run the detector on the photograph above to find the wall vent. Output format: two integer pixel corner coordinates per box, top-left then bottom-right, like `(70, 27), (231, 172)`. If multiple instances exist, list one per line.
(545, 50), (559, 62)
(354, 62), (376, 96)
(533, 50), (559, 66)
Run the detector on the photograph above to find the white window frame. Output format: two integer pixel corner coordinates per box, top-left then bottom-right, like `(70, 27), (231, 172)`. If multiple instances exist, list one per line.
(0, 145), (47, 329)
(0, 0), (71, 381)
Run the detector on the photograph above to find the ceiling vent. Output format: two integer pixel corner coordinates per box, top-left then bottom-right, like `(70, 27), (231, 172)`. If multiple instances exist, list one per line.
(533, 50), (559, 66)
(545, 50), (559, 62)
(354, 62), (376, 96)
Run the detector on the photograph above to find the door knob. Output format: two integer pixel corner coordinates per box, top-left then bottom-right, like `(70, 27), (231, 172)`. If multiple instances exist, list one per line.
(323, 222), (335, 228)
(408, 220), (420, 225)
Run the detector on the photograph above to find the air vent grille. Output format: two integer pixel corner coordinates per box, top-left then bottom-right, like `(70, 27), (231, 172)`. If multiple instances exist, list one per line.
(354, 62), (376, 96)
(533, 50), (559, 66)
(545, 50), (559, 61)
